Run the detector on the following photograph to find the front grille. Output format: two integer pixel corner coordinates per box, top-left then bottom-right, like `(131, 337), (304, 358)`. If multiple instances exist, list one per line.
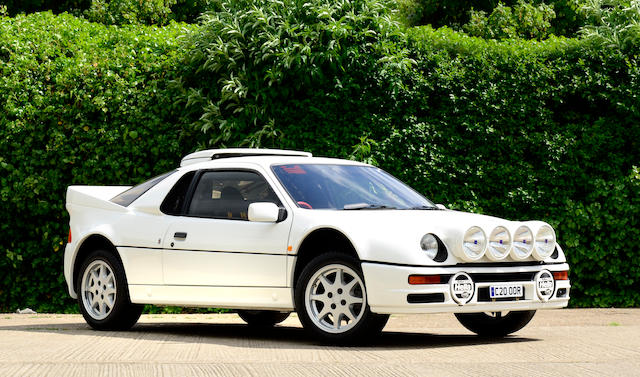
(469, 272), (536, 283)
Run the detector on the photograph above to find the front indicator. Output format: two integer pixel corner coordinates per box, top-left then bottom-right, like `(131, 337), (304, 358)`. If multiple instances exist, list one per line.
(553, 271), (569, 280)
(408, 275), (442, 285)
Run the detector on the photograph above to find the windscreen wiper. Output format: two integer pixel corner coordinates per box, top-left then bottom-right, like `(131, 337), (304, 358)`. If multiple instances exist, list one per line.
(343, 203), (397, 210)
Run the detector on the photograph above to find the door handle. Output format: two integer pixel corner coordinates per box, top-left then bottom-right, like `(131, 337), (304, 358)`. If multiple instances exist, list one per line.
(174, 232), (187, 240)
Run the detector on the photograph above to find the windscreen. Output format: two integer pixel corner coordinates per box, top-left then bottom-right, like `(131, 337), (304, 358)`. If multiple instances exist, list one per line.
(272, 164), (435, 210)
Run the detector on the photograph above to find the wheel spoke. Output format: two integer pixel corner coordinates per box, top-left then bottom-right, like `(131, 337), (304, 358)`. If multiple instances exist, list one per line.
(342, 308), (354, 322)
(104, 287), (117, 296)
(331, 312), (340, 329)
(91, 270), (99, 284)
(310, 292), (329, 305)
(337, 268), (346, 286)
(90, 293), (99, 307)
(319, 274), (332, 289)
(317, 305), (330, 320)
(344, 278), (357, 293)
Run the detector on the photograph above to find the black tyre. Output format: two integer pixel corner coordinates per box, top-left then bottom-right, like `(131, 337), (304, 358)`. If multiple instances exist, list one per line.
(455, 310), (536, 337)
(76, 249), (143, 330)
(295, 252), (389, 344)
(237, 310), (290, 327)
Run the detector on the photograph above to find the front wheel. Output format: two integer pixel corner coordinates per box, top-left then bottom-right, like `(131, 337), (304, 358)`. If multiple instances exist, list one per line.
(237, 310), (290, 327)
(77, 249), (143, 330)
(295, 252), (389, 344)
(455, 310), (536, 337)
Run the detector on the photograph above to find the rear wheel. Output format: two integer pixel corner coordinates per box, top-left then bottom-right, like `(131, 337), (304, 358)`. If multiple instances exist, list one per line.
(237, 310), (290, 327)
(295, 252), (389, 344)
(455, 310), (536, 337)
(77, 249), (143, 330)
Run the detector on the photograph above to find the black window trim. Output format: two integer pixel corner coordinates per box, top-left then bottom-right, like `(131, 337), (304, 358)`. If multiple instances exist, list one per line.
(174, 167), (286, 222)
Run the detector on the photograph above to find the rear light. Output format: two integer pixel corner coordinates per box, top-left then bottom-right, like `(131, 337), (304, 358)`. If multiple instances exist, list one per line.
(68, 229), (72, 243)
(553, 271), (568, 280)
(408, 275), (441, 285)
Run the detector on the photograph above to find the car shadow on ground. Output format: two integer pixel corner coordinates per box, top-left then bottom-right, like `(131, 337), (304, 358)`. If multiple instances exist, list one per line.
(0, 321), (539, 350)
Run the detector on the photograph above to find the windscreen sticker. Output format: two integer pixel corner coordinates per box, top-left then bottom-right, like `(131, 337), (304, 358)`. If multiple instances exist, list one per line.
(281, 165), (307, 174)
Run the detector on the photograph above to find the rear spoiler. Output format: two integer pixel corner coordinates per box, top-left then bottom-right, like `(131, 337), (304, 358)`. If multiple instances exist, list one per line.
(66, 186), (131, 212)
(180, 148), (312, 166)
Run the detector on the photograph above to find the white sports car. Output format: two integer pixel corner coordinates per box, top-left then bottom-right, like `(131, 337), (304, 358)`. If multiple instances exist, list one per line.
(64, 148), (570, 342)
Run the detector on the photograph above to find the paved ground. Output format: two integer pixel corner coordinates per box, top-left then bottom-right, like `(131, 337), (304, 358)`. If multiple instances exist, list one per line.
(0, 309), (638, 376)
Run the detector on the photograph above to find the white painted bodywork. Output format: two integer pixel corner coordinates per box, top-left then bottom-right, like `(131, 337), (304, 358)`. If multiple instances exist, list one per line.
(64, 149), (570, 313)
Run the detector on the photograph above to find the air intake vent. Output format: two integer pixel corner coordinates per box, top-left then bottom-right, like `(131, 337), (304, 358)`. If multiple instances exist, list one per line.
(407, 293), (445, 304)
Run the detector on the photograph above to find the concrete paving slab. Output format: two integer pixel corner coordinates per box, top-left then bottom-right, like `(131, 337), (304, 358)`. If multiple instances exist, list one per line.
(0, 309), (638, 376)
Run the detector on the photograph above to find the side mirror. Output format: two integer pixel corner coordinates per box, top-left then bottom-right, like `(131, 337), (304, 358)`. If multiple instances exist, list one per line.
(248, 202), (280, 222)
(435, 204), (447, 210)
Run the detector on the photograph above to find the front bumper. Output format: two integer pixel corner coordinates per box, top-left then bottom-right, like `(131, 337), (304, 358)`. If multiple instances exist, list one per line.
(362, 262), (570, 314)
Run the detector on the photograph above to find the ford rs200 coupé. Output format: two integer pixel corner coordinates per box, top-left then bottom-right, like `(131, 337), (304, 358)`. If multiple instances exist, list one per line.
(64, 148), (570, 342)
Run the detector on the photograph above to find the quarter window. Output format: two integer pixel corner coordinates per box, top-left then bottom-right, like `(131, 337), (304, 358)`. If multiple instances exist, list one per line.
(187, 170), (281, 220)
(160, 171), (196, 215)
(111, 170), (175, 207)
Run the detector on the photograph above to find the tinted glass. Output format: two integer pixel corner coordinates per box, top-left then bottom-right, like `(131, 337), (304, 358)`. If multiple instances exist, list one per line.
(111, 171), (174, 207)
(160, 171), (196, 215)
(272, 164), (435, 210)
(187, 170), (281, 220)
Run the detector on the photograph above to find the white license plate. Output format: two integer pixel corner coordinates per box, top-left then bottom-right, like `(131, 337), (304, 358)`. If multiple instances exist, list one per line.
(489, 284), (524, 298)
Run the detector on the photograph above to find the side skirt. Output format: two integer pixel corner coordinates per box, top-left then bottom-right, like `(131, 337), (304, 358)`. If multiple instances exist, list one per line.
(129, 285), (294, 311)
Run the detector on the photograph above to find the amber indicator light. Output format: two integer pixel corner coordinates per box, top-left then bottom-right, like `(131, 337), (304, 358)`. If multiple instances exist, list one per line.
(553, 271), (569, 280)
(408, 275), (441, 285)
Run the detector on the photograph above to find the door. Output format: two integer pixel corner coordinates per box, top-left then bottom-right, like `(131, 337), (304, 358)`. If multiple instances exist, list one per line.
(162, 169), (291, 287)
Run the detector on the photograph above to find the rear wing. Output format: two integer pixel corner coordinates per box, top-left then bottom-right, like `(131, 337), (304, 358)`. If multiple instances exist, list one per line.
(66, 186), (131, 213)
(180, 148), (312, 166)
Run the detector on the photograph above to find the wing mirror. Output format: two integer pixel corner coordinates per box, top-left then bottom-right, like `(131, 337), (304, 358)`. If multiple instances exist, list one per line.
(435, 204), (447, 210)
(248, 202), (284, 222)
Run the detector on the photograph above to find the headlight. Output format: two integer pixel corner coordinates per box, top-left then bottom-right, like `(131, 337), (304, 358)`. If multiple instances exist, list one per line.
(420, 233), (439, 260)
(461, 226), (486, 261)
(533, 225), (556, 260)
(487, 226), (511, 261)
(511, 225), (533, 260)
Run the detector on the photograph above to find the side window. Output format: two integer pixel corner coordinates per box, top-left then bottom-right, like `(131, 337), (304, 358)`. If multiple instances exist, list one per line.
(187, 170), (281, 220)
(160, 171), (196, 215)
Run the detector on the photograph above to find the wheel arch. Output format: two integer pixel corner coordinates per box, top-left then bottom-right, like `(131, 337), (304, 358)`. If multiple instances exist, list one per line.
(292, 227), (361, 289)
(72, 233), (125, 297)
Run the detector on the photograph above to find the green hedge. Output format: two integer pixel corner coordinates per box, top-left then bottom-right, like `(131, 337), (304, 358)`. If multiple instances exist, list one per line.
(0, 12), (203, 312)
(375, 27), (640, 307)
(175, 0), (640, 307)
(0, 1), (639, 312)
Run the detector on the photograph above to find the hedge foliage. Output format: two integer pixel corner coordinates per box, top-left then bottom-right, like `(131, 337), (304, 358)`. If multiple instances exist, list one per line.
(396, 0), (586, 37)
(0, 12), (202, 312)
(376, 27), (640, 307)
(174, 0), (410, 151)
(2, 0), (219, 24)
(0, 0), (639, 312)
